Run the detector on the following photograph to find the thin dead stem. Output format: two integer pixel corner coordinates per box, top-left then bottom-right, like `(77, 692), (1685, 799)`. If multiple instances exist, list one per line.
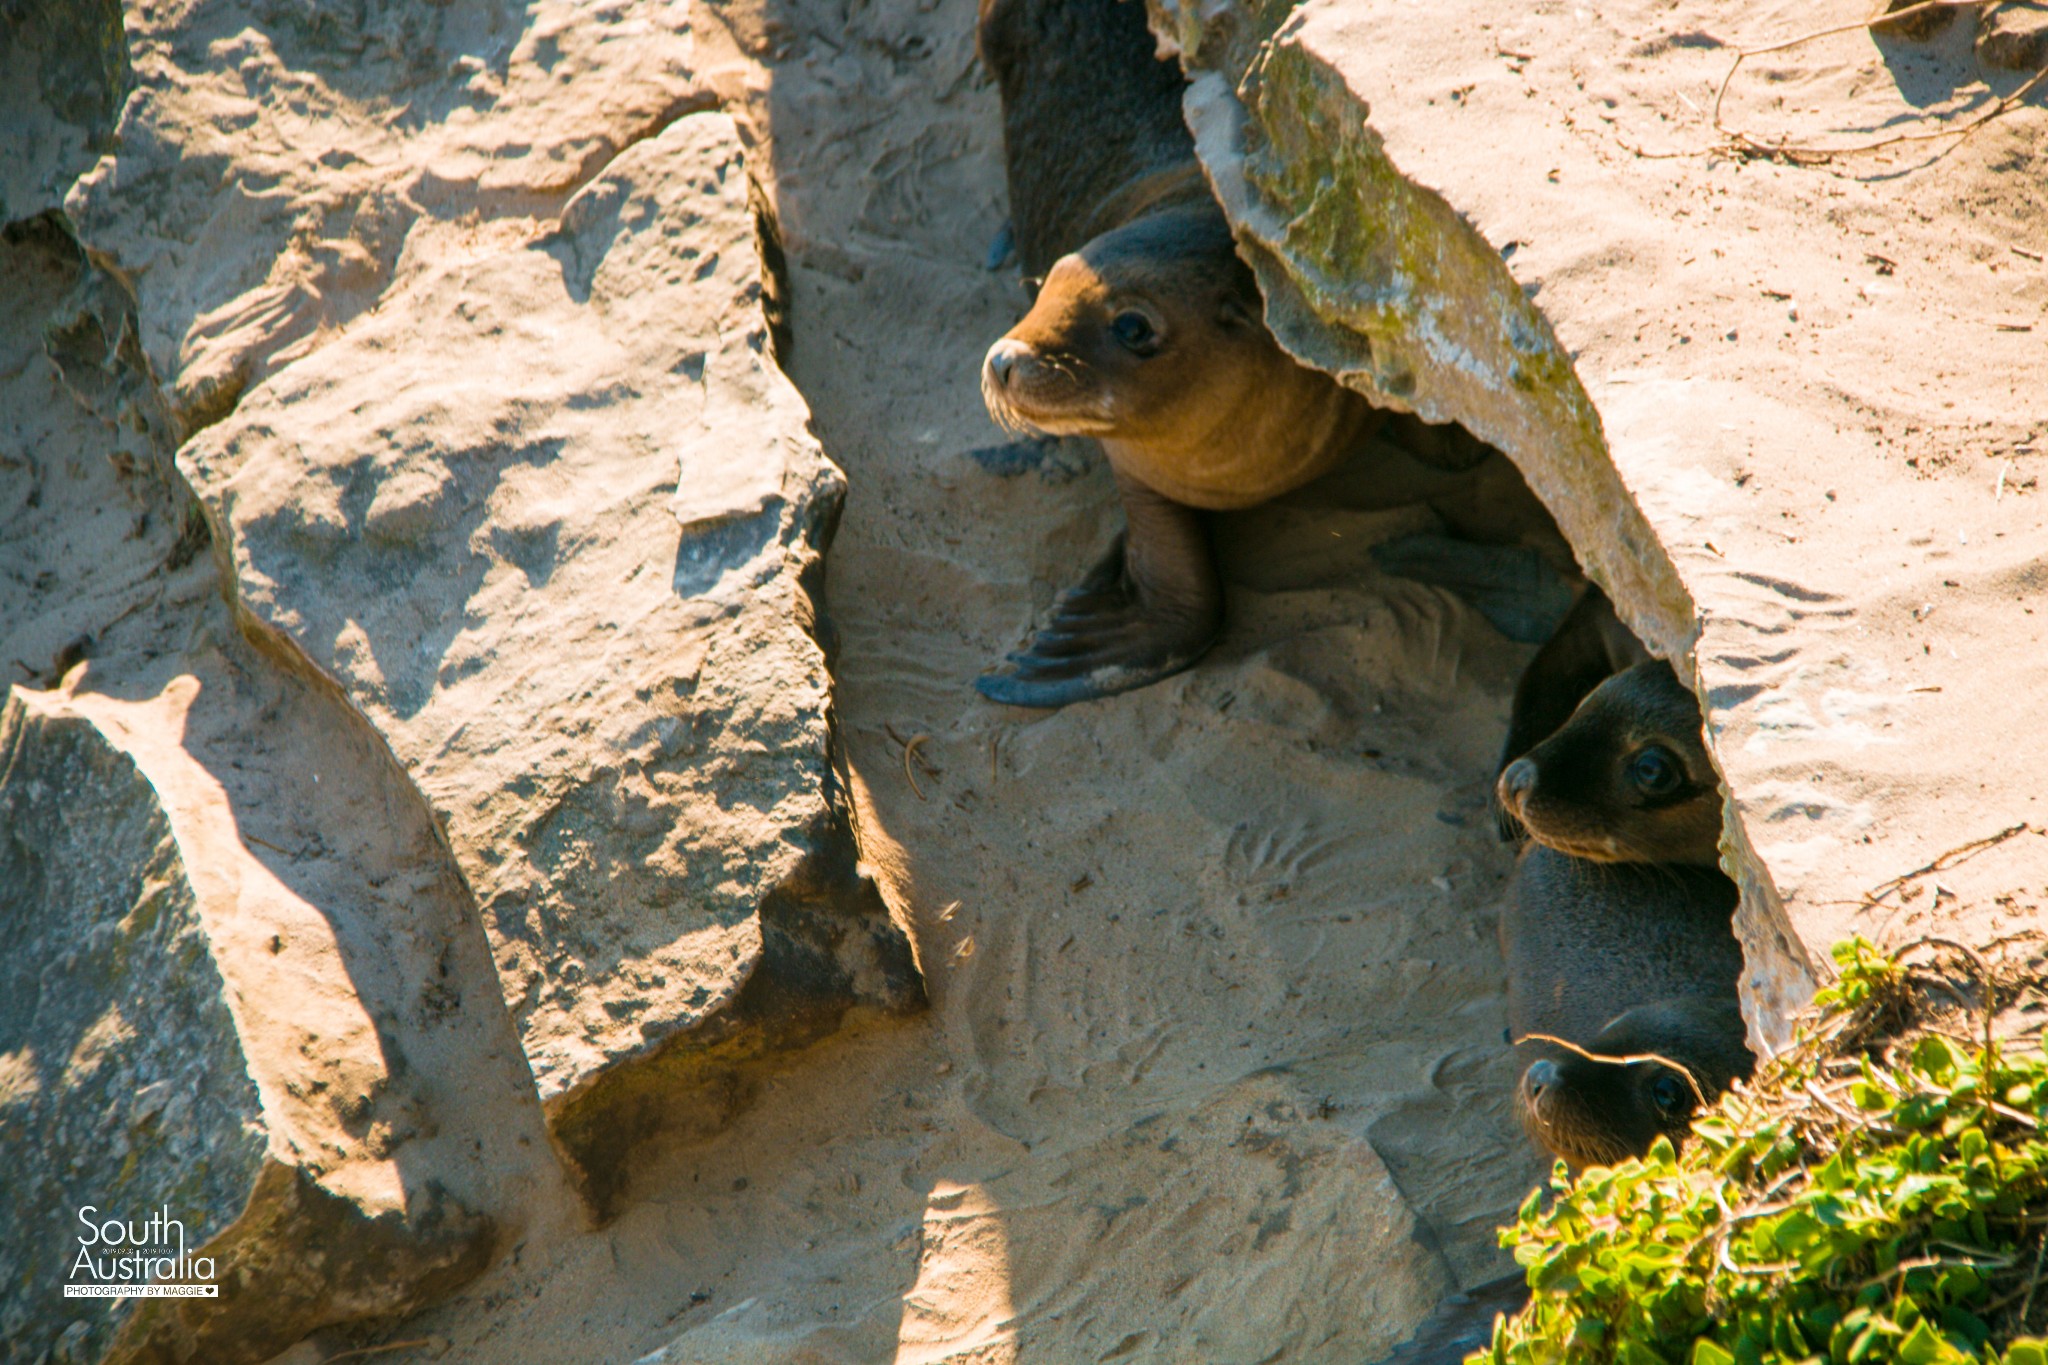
(1617, 4), (2048, 165)
(1515, 1031), (1712, 1110)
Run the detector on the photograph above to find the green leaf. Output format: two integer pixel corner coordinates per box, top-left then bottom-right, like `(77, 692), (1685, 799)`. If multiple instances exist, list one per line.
(1913, 1036), (1958, 1080)
(1693, 1340), (1736, 1365)
(1896, 1319), (1955, 1365)
(1936, 1307), (1987, 1348)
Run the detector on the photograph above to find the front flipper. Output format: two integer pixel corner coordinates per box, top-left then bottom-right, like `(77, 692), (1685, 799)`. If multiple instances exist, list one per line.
(977, 474), (1221, 708)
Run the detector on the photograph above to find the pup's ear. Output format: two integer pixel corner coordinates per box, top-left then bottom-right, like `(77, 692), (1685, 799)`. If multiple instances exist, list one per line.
(1218, 294), (1258, 330)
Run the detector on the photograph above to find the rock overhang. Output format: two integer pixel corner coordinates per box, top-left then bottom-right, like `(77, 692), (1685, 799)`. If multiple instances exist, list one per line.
(1145, 0), (2048, 1044)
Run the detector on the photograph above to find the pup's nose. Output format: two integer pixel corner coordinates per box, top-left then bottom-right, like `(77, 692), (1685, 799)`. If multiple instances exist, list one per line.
(1523, 1058), (1559, 1101)
(1496, 757), (1538, 811)
(984, 339), (1031, 389)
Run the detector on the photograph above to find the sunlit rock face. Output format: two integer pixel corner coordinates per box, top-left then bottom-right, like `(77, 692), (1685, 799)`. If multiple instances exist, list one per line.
(175, 109), (924, 1203)
(5, 1), (923, 1353)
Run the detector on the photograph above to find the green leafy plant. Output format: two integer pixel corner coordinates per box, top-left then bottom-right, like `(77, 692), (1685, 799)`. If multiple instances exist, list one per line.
(1489, 938), (2048, 1365)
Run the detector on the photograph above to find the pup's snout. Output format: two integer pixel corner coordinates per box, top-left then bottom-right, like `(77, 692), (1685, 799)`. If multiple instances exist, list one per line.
(1496, 757), (1539, 813)
(984, 338), (1032, 389)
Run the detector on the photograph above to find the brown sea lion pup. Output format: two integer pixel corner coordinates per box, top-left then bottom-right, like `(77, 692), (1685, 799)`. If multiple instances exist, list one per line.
(1495, 657), (1723, 866)
(1517, 995), (1754, 1169)
(973, 0), (1388, 707)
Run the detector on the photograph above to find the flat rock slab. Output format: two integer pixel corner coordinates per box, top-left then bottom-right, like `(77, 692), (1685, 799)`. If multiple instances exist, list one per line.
(63, 0), (708, 436)
(179, 111), (920, 1196)
(1149, 0), (2048, 1037)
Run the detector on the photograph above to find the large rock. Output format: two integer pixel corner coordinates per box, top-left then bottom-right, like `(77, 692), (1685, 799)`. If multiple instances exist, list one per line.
(0, 0), (129, 223)
(1145, 0), (2048, 1039)
(62, 0), (710, 438)
(0, 685), (491, 1365)
(177, 110), (922, 1203)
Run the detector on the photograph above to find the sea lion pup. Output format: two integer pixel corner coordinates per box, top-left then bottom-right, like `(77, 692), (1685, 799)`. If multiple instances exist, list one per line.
(1496, 585), (1648, 786)
(974, 0), (1385, 708)
(1491, 585), (1647, 840)
(1495, 657), (1723, 866)
(1501, 847), (1747, 1161)
(1518, 995), (1754, 1168)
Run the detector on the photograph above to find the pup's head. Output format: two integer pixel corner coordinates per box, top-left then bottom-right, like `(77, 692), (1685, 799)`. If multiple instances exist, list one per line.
(1517, 996), (1752, 1169)
(981, 207), (1274, 447)
(1496, 660), (1722, 865)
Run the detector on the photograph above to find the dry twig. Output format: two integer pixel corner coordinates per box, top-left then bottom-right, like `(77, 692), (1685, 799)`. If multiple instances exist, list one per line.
(1621, 2), (2048, 164)
(1866, 826), (2033, 903)
(903, 734), (933, 801)
(1515, 1031), (1712, 1110)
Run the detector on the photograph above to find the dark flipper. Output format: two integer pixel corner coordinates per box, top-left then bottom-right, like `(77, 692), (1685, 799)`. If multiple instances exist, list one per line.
(977, 473), (1221, 708)
(1371, 534), (1578, 644)
(1378, 1272), (1532, 1365)
(1493, 585), (1650, 839)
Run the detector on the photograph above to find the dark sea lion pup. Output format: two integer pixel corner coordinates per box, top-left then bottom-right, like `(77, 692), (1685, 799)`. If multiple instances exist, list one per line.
(1518, 995), (1754, 1169)
(974, 0), (1385, 707)
(1491, 584), (1645, 840)
(1496, 586), (1648, 783)
(1380, 1004), (1753, 1365)
(1501, 846), (1748, 1166)
(1496, 657), (1724, 865)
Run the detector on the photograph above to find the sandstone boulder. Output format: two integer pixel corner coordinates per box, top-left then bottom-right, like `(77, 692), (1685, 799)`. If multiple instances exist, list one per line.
(62, 0), (708, 438)
(175, 109), (922, 1203)
(0, 686), (491, 1365)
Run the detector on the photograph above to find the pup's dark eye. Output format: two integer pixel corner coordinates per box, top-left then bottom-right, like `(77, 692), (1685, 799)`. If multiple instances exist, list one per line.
(1111, 311), (1159, 354)
(1628, 745), (1683, 798)
(1649, 1072), (1692, 1118)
